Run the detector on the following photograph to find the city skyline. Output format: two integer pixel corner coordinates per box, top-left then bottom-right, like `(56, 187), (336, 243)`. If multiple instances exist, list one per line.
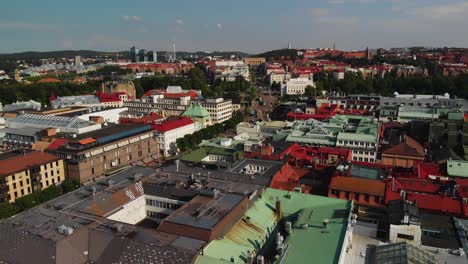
(1, 0), (468, 53)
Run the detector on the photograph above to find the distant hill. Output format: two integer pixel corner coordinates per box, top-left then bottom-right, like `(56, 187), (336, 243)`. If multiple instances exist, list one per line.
(0, 50), (251, 61)
(0, 50), (132, 60)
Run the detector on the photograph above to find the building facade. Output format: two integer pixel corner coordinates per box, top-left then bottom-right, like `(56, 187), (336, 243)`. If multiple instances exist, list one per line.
(281, 78), (314, 96)
(49, 124), (158, 183)
(152, 117), (196, 156)
(0, 150), (65, 203)
(201, 98), (233, 124)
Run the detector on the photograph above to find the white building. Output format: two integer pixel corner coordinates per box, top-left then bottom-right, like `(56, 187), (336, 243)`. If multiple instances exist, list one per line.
(202, 98), (233, 124)
(333, 70), (345, 80)
(6, 113), (102, 134)
(281, 78), (314, 96)
(268, 71), (291, 85)
(77, 107), (128, 124)
(214, 60), (245, 67)
(153, 117), (196, 156)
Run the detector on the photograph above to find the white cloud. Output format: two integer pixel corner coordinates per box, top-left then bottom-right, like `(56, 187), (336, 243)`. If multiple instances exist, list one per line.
(310, 8), (330, 17)
(176, 19), (184, 25)
(412, 2), (468, 20)
(216, 23), (223, 30)
(121, 15), (141, 22)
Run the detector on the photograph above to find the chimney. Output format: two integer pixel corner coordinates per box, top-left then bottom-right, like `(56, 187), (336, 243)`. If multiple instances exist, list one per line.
(275, 198), (283, 220)
(323, 219), (330, 229)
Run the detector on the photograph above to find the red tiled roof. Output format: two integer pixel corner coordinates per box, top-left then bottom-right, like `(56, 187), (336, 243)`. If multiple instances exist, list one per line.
(382, 136), (424, 158)
(37, 77), (61, 83)
(120, 112), (165, 124)
(152, 117), (194, 132)
(47, 138), (68, 151)
(330, 176), (386, 196)
(0, 151), (59, 178)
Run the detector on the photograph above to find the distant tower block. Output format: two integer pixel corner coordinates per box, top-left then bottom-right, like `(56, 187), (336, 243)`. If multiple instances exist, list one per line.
(74, 56), (82, 66)
(288, 42), (292, 49)
(173, 40), (177, 61)
(14, 69), (21, 81)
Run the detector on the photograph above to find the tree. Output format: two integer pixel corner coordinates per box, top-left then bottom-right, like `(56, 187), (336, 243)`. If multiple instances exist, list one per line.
(304, 85), (315, 98)
(0, 203), (20, 220)
(176, 138), (187, 152)
(61, 179), (80, 194)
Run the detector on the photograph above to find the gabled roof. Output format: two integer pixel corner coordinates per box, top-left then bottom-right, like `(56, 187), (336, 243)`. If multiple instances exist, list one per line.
(330, 176), (386, 196)
(0, 151), (60, 178)
(382, 137), (424, 158)
(152, 117), (194, 132)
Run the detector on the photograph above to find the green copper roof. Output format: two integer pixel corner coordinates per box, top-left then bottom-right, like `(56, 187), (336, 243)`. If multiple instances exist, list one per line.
(183, 104), (210, 118)
(196, 188), (352, 264)
(181, 146), (243, 163)
(337, 132), (377, 143)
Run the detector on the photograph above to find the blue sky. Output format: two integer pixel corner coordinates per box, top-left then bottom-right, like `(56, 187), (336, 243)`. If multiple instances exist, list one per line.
(1, 0), (467, 53)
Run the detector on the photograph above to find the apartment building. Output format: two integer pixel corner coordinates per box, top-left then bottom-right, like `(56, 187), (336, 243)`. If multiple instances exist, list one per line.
(201, 98), (233, 123)
(152, 117), (196, 156)
(48, 124), (158, 183)
(0, 150), (65, 203)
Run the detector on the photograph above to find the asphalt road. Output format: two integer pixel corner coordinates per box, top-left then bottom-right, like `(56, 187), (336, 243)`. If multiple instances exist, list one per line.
(250, 85), (278, 121)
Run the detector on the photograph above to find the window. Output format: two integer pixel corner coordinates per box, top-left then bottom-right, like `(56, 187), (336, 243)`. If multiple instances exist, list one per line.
(354, 193), (360, 201)
(364, 195), (370, 203)
(397, 233), (414, 241)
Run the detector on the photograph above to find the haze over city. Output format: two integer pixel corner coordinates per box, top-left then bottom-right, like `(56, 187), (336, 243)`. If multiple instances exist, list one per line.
(1, 0), (468, 53)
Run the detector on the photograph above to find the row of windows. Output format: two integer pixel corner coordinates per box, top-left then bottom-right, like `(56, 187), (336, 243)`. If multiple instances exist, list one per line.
(9, 177), (60, 201)
(146, 211), (169, 219)
(340, 141), (376, 148)
(146, 199), (182, 210)
(352, 150), (375, 156)
(352, 157), (375, 162)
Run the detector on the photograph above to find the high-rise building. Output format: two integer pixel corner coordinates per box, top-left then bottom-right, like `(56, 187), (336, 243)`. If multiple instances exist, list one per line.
(130, 46), (140, 63)
(74, 55), (82, 66)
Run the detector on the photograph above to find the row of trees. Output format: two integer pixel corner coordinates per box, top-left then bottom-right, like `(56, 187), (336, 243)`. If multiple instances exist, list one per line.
(0, 81), (102, 105)
(313, 71), (468, 98)
(211, 76), (255, 98)
(0, 179), (80, 220)
(176, 111), (245, 152)
(134, 68), (209, 93)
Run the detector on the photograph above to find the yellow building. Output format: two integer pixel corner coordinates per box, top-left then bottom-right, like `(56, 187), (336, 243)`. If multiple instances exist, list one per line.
(243, 57), (266, 67)
(0, 150), (65, 203)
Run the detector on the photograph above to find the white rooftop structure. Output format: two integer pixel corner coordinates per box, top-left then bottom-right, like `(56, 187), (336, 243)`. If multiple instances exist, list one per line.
(51, 95), (102, 109)
(6, 113), (102, 134)
(3, 100), (42, 112)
